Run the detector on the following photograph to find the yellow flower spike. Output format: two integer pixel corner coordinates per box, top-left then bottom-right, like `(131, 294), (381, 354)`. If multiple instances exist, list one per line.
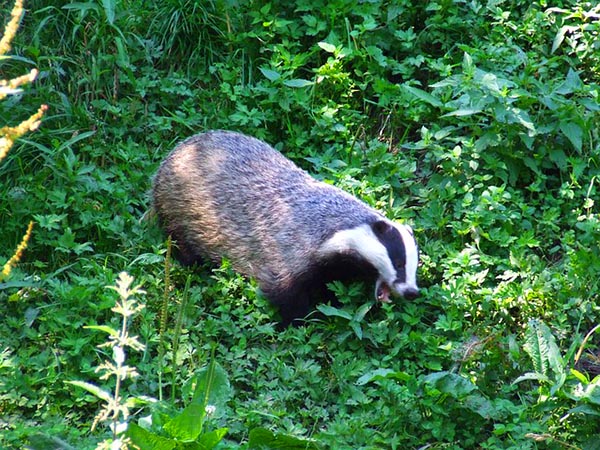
(0, 0), (24, 56)
(0, 103), (47, 162)
(1, 220), (34, 280)
(0, 68), (39, 100)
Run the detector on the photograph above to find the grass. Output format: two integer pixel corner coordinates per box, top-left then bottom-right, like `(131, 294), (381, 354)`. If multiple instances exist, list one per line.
(1, 0), (600, 448)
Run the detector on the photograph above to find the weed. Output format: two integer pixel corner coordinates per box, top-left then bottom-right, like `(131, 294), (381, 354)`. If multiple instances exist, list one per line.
(2, 0), (600, 448)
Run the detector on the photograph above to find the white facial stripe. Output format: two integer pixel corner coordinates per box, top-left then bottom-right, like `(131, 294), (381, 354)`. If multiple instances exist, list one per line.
(396, 224), (419, 288)
(319, 224), (396, 283)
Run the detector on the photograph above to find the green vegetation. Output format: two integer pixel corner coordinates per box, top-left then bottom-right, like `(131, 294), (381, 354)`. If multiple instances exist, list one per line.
(1, 0), (599, 448)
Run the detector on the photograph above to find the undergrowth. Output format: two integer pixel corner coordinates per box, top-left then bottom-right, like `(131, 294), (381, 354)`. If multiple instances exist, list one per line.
(1, 0), (599, 449)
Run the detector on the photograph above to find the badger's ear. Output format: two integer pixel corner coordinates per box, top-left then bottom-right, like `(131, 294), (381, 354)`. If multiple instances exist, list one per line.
(372, 220), (392, 237)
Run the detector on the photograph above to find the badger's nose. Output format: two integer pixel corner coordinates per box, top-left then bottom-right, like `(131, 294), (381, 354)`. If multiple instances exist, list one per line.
(403, 288), (420, 300)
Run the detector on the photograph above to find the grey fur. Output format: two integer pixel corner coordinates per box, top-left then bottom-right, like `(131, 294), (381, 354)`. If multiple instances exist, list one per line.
(153, 130), (415, 323)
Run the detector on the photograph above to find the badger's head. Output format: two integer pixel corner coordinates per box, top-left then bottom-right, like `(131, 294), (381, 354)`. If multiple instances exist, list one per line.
(369, 221), (419, 303)
(319, 219), (420, 303)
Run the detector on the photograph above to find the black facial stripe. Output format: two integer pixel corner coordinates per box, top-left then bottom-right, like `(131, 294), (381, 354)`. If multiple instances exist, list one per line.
(371, 221), (407, 283)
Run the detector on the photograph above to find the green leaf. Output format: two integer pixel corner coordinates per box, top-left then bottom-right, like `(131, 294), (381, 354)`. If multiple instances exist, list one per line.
(25, 433), (78, 450)
(523, 319), (565, 379)
(423, 371), (478, 397)
(248, 427), (321, 449)
(442, 108), (482, 117)
(463, 394), (498, 419)
(127, 422), (177, 450)
(259, 68), (281, 82)
(317, 42), (336, 53)
(316, 304), (353, 320)
(556, 68), (583, 95)
(83, 325), (120, 337)
(102, 0), (115, 25)
(196, 428), (228, 449)
(356, 368), (399, 385)
(191, 361), (232, 409)
(65, 380), (113, 402)
(352, 302), (373, 323)
(403, 85), (443, 108)
(163, 402), (205, 441)
(283, 79), (313, 88)
(349, 321), (363, 340)
(559, 121), (583, 152)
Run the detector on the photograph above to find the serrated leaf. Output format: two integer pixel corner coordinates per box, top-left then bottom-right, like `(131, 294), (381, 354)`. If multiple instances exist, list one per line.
(259, 67), (281, 82)
(283, 78), (313, 88)
(65, 380), (113, 402)
(559, 121), (583, 152)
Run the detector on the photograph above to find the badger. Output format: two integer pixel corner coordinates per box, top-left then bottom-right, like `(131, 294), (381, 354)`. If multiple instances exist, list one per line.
(152, 130), (419, 326)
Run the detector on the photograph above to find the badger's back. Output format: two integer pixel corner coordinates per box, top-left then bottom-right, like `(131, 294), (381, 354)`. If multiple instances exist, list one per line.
(152, 130), (382, 289)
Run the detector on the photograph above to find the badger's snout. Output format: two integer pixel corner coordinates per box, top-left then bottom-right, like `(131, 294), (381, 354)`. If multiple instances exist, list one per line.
(401, 287), (420, 300)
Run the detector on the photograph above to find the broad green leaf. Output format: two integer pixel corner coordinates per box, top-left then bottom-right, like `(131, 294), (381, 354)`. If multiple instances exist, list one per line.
(163, 402), (205, 441)
(356, 368), (397, 385)
(259, 68), (281, 82)
(403, 85), (443, 108)
(191, 362), (232, 409)
(523, 319), (564, 378)
(442, 108), (482, 117)
(127, 422), (177, 450)
(352, 302), (373, 322)
(248, 427), (321, 449)
(283, 79), (313, 88)
(513, 109), (535, 132)
(559, 121), (583, 152)
(317, 42), (336, 53)
(196, 428), (228, 449)
(102, 0), (115, 25)
(556, 68), (583, 95)
(513, 372), (551, 385)
(462, 52), (474, 74)
(316, 304), (353, 320)
(84, 325), (120, 337)
(551, 25), (573, 53)
(65, 380), (113, 402)
(24, 433), (77, 450)
(463, 394), (498, 419)
(349, 321), (363, 340)
(423, 371), (478, 397)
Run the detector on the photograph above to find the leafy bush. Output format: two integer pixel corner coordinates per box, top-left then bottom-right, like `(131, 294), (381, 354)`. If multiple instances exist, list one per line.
(1, 0), (599, 449)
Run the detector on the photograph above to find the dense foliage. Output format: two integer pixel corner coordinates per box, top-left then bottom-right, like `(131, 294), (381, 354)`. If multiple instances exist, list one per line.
(1, 0), (599, 448)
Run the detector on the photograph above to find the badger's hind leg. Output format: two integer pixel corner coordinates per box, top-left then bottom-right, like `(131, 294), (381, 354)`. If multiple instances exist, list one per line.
(165, 225), (207, 267)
